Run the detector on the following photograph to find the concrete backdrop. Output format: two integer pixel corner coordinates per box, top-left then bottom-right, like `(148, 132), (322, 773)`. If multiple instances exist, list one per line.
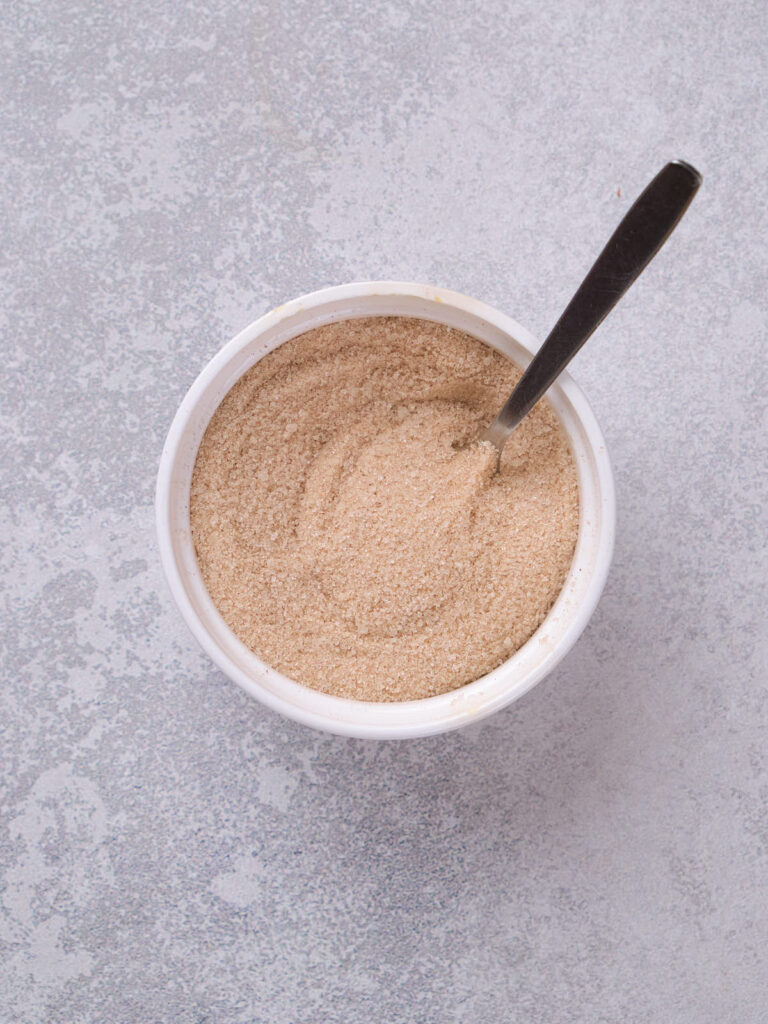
(1, 0), (766, 1020)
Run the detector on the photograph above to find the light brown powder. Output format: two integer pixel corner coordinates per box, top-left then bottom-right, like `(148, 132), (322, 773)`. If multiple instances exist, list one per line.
(190, 316), (579, 702)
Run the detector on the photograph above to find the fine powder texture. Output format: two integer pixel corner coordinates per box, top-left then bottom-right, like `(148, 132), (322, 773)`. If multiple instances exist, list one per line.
(190, 316), (579, 702)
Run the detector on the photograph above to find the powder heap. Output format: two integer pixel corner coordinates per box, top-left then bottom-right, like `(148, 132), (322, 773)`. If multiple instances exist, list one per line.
(190, 316), (579, 702)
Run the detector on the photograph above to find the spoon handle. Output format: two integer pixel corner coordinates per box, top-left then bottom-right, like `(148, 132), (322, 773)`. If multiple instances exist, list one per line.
(484, 160), (702, 448)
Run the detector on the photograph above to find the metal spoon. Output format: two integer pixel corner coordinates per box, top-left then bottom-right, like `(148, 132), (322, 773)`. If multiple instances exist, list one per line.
(481, 160), (702, 461)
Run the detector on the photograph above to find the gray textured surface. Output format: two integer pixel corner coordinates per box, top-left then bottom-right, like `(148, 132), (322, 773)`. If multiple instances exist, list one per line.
(1, 0), (766, 1020)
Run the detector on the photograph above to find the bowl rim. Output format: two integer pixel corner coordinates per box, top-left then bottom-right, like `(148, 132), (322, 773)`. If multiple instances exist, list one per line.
(156, 281), (615, 739)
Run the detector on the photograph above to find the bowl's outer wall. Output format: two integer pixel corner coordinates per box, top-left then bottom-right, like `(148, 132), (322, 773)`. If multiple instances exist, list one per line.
(156, 282), (616, 738)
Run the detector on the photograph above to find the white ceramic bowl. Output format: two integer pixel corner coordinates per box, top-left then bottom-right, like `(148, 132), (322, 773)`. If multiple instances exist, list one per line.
(156, 282), (615, 739)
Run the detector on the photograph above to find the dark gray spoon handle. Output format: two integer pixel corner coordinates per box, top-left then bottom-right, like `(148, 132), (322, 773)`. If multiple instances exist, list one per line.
(483, 160), (702, 451)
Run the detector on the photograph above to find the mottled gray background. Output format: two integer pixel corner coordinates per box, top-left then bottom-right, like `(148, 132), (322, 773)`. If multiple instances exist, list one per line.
(1, 0), (766, 1020)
